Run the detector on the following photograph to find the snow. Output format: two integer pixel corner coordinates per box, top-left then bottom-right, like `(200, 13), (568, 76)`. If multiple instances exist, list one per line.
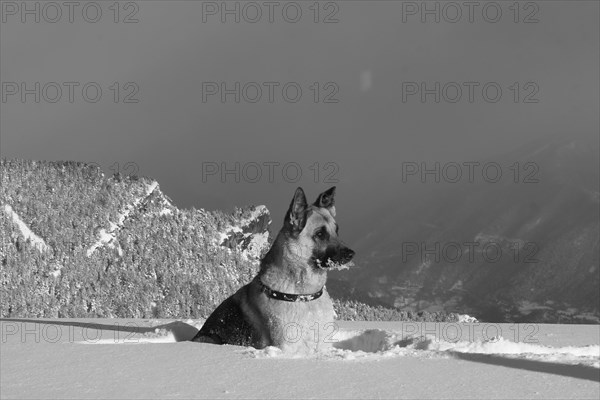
(86, 228), (115, 256)
(242, 205), (269, 226)
(1, 319), (598, 399)
(416, 258), (432, 275)
(215, 205), (271, 260)
(450, 280), (464, 292)
(2, 204), (49, 252)
(518, 300), (554, 314)
(87, 181), (159, 256)
(457, 314), (478, 323)
(1, 205), (66, 275)
(315, 259), (355, 271)
(242, 230), (269, 260)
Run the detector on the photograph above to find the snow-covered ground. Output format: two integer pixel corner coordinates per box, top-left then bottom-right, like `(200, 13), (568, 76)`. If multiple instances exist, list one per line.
(1, 319), (598, 399)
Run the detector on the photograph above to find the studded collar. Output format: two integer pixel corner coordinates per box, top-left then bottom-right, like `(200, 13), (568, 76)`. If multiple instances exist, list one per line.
(257, 279), (324, 302)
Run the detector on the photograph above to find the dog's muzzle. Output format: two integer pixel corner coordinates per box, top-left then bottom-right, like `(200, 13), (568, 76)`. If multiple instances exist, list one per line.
(315, 246), (355, 269)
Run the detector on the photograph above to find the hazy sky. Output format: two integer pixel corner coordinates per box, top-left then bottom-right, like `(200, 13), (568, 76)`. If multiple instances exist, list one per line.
(1, 0), (598, 239)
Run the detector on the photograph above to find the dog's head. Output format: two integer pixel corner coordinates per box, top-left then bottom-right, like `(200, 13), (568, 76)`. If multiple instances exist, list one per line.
(282, 186), (355, 269)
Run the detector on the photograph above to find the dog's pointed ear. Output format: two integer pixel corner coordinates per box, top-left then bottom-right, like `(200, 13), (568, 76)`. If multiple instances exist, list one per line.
(314, 186), (336, 217)
(284, 187), (308, 233)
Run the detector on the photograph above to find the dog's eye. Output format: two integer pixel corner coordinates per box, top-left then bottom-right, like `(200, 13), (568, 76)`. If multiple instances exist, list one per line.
(314, 228), (329, 240)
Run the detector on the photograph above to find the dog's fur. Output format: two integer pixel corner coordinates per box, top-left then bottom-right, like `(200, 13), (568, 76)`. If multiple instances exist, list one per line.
(191, 187), (354, 351)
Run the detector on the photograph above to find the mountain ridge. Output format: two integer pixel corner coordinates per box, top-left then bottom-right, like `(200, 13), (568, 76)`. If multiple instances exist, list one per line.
(345, 134), (599, 323)
(0, 159), (272, 318)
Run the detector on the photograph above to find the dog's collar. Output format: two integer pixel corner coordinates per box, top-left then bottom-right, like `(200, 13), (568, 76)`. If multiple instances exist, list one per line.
(258, 280), (324, 302)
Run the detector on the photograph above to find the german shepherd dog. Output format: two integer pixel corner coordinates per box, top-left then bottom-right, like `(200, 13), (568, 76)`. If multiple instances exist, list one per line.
(191, 186), (354, 351)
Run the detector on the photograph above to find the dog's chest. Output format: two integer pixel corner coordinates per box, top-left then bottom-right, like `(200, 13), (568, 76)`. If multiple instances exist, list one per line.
(261, 292), (335, 351)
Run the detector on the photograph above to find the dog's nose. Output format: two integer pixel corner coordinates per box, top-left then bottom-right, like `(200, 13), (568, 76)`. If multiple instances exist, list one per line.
(342, 248), (355, 260)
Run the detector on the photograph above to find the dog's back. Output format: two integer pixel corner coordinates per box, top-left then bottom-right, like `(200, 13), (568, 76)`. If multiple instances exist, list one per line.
(192, 284), (258, 347)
